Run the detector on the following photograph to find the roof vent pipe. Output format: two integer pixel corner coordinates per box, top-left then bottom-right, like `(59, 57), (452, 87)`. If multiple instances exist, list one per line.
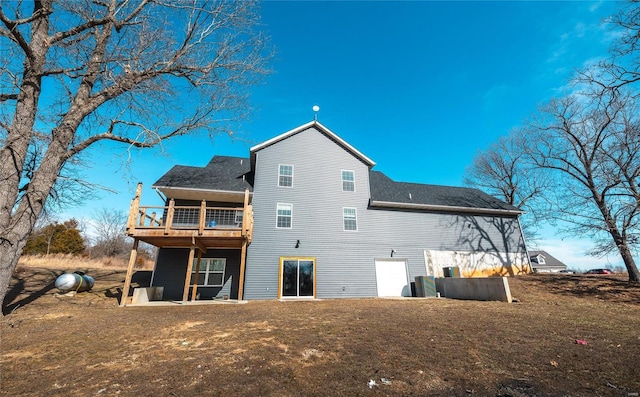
(409, 193), (412, 200)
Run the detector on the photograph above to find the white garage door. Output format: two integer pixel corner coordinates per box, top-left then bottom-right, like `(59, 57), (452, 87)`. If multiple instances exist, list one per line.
(375, 259), (409, 297)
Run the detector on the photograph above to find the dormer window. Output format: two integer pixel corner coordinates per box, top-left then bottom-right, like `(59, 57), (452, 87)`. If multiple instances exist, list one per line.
(532, 254), (546, 264)
(279, 164), (293, 187)
(342, 170), (355, 192)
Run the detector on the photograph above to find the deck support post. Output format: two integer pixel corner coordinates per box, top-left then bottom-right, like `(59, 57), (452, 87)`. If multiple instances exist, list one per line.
(190, 250), (203, 301)
(120, 238), (140, 306)
(238, 240), (247, 300)
(237, 189), (251, 300)
(182, 246), (196, 301)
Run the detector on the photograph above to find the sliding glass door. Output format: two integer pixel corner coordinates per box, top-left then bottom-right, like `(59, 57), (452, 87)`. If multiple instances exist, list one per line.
(281, 258), (315, 298)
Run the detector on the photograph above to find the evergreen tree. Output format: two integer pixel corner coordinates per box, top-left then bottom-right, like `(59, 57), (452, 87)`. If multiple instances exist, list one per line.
(23, 219), (85, 255)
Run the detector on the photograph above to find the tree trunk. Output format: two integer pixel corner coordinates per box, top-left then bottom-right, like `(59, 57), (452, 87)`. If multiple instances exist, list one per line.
(0, 223), (34, 314)
(0, 1), (52, 314)
(593, 187), (640, 283)
(603, 212), (640, 283)
(616, 240), (640, 283)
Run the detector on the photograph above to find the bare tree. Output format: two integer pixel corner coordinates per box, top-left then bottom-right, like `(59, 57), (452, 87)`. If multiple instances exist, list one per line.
(525, 87), (640, 282)
(0, 0), (270, 308)
(464, 131), (549, 243)
(577, 1), (640, 91)
(89, 208), (128, 258)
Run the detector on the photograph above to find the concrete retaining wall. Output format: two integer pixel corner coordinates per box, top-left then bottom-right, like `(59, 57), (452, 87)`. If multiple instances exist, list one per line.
(435, 277), (512, 302)
(132, 287), (164, 304)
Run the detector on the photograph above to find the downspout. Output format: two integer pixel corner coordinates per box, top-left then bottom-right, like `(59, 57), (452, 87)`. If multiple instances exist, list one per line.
(154, 187), (167, 203)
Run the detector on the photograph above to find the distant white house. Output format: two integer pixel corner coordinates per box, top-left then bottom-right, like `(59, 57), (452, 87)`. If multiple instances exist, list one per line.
(529, 250), (568, 273)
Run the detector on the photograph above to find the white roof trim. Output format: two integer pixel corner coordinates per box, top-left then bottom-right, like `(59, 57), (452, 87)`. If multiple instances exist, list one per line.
(369, 200), (524, 216)
(250, 121), (376, 167)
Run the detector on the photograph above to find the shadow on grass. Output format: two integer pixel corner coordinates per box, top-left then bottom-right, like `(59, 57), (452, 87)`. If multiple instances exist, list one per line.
(530, 274), (640, 304)
(3, 268), (153, 314)
(2, 268), (60, 315)
(103, 270), (152, 303)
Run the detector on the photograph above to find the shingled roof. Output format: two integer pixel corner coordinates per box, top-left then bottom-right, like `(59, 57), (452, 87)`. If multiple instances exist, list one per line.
(529, 250), (568, 272)
(153, 155), (252, 192)
(369, 171), (522, 215)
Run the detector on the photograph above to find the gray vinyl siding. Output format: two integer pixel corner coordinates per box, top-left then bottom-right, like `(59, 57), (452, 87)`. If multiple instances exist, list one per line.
(245, 127), (374, 299)
(244, 126), (527, 300)
(152, 248), (242, 300)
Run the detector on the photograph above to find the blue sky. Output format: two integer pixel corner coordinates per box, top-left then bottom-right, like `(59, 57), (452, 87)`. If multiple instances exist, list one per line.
(63, 1), (625, 270)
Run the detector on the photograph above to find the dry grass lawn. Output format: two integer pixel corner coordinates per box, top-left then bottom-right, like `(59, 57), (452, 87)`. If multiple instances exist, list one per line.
(2, 264), (640, 397)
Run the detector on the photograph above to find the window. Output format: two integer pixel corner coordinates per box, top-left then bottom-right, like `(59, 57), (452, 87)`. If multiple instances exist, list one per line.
(192, 258), (226, 286)
(535, 255), (546, 265)
(277, 203), (292, 228)
(343, 207), (357, 231)
(342, 170), (355, 192)
(278, 164), (293, 187)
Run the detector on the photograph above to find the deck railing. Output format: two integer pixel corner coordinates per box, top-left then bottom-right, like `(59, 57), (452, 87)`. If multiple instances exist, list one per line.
(129, 205), (244, 230)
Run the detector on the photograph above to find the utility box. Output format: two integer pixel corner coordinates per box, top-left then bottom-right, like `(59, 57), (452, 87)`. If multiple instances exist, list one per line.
(414, 276), (437, 297)
(443, 266), (461, 278)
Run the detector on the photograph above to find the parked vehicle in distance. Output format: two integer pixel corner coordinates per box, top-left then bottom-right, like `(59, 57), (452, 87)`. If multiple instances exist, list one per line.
(558, 269), (575, 274)
(584, 268), (614, 274)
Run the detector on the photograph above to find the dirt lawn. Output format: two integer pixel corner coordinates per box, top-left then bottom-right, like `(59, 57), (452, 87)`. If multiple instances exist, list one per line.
(2, 267), (640, 397)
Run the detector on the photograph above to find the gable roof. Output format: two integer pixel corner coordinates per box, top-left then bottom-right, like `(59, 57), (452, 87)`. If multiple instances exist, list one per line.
(152, 155), (252, 202)
(250, 120), (376, 167)
(369, 171), (523, 216)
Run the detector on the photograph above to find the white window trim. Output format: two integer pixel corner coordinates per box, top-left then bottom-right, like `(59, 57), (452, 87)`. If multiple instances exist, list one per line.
(343, 207), (358, 231)
(276, 202), (293, 229)
(341, 169), (355, 192)
(192, 258), (226, 287)
(278, 164), (294, 188)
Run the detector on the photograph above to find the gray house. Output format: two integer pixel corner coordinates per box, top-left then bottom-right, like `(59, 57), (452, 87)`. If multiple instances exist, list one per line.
(124, 121), (531, 303)
(529, 250), (568, 273)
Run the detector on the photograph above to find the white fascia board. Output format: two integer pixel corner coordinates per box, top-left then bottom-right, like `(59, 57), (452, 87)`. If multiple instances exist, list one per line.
(250, 121), (315, 152)
(152, 185), (251, 194)
(369, 200), (524, 216)
(250, 120), (376, 167)
(153, 186), (252, 197)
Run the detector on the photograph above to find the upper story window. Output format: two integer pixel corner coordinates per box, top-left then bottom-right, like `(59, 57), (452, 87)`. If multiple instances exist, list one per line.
(279, 164), (293, 187)
(342, 170), (355, 192)
(343, 207), (357, 231)
(277, 203), (293, 228)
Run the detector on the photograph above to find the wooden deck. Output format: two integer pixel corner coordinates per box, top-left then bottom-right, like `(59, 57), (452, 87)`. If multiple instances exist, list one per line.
(120, 184), (253, 306)
(126, 191), (253, 248)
